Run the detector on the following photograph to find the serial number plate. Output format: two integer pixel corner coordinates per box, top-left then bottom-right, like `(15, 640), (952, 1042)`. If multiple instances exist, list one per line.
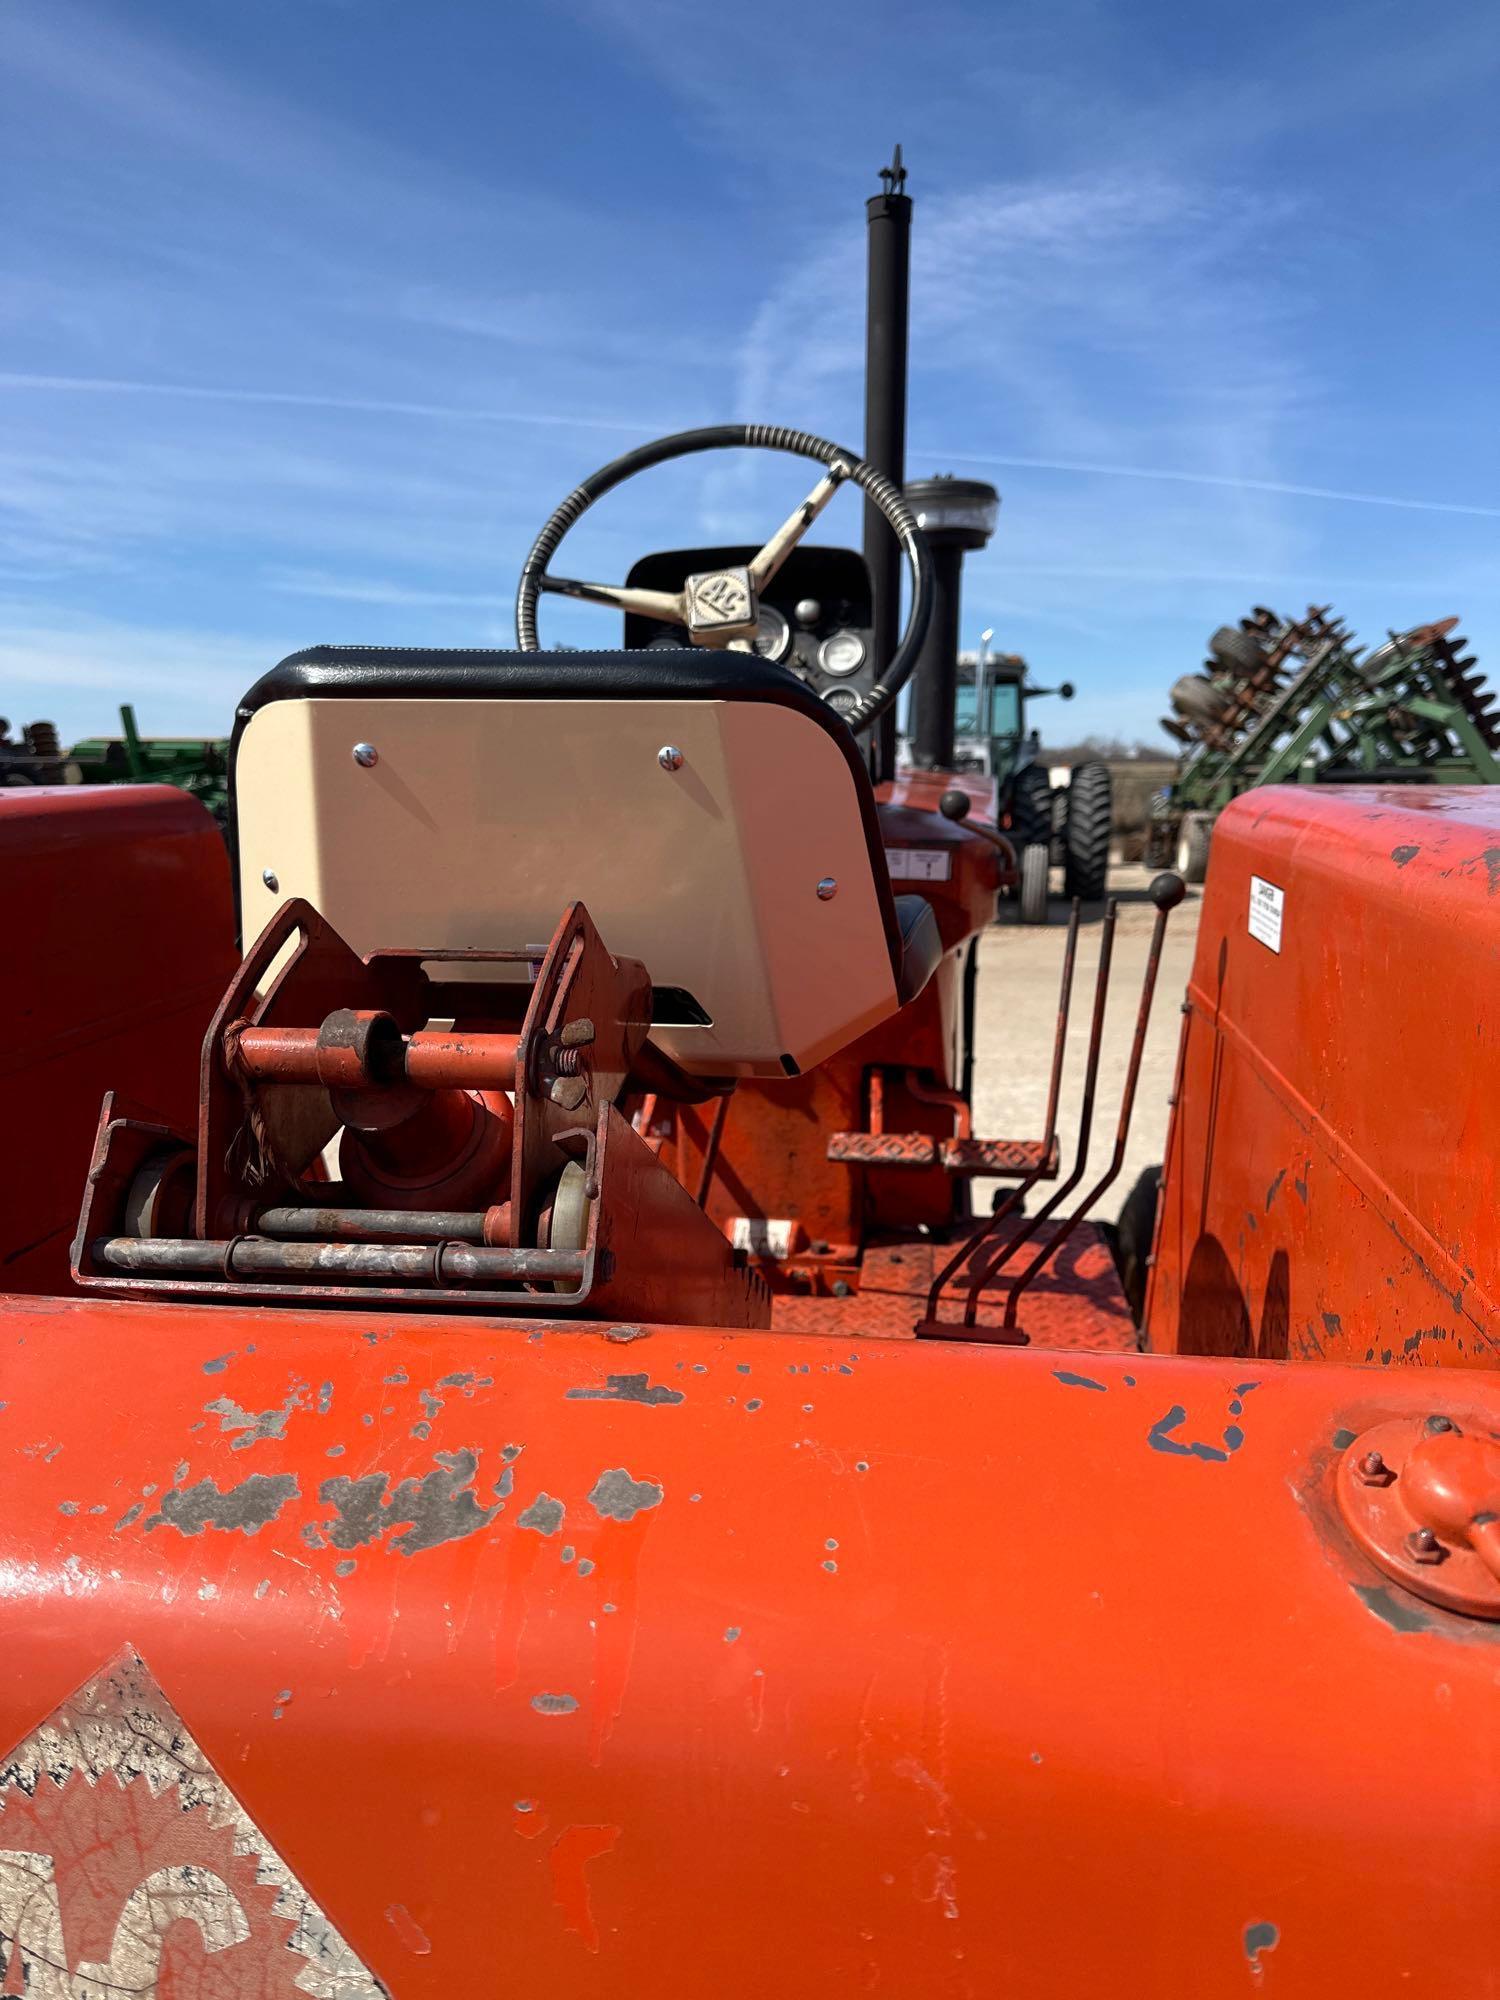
(887, 847), (952, 882)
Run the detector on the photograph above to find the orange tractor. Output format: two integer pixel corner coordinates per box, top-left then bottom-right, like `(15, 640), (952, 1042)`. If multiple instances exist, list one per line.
(2, 162), (1498, 1998)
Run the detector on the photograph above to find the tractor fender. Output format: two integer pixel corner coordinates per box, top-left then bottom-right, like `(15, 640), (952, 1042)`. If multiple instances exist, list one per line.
(1, 1292), (1496, 1996)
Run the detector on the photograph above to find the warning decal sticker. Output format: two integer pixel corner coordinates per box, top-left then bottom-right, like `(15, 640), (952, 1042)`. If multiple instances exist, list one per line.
(1248, 874), (1284, 954)
(0, 1649), (385, 1998)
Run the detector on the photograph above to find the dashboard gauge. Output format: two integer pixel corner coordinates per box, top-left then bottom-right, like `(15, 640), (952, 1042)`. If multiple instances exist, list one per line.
(823, 686), (862, 720)
(751, 604), (792, 663)
(818, 629), (866, 677)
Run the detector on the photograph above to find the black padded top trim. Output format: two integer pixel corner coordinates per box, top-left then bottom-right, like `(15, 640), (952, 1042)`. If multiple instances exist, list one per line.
(230, 645), (901, 972)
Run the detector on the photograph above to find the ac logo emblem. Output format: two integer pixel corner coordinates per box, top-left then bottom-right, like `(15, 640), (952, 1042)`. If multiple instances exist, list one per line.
(0, 1651), (385, 1998)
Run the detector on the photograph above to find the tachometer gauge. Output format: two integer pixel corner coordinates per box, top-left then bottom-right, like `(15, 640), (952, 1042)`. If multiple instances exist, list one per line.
(751, 604), (792, 662)
(818, 629), (866, 677)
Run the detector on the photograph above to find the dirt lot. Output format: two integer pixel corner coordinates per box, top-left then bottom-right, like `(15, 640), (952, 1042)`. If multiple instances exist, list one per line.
(969, 864), (1205, 1219)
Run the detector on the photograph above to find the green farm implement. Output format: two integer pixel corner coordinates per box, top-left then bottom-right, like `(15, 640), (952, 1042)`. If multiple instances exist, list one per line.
(1149, 607), (1497, 879)
(1, 704), (229, 822)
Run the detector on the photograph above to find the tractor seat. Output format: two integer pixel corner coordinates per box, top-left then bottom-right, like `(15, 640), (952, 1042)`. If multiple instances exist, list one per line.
(893, 892), (942, 1007)
(231, 646), (944, 1080)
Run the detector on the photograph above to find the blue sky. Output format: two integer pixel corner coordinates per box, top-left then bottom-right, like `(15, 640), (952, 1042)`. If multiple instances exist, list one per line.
(3, 0), (1497, 746)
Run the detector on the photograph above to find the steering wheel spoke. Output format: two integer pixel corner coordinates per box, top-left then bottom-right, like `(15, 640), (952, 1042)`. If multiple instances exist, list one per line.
(747, 459), (850, 594)
(539, 575), (688, 623)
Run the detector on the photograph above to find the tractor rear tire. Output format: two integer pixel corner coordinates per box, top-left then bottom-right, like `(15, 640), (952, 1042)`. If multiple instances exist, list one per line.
(1009, 764), (1052, 851)
(1019, 842), (1050, 925)
(1112, 1163), (1163, 1324)
(1063, 760), (1112, 901)
(1049, 782), (1069, 864)
(1177, 810), (1214, 884)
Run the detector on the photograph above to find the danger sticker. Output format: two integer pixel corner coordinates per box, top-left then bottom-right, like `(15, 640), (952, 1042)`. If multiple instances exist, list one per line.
(0, 1649), (385, 1998)
(1249, 875), (1284, 953)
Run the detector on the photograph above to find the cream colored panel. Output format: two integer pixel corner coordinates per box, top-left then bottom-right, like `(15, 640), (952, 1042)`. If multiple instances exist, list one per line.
(235, 697), (898, 1075)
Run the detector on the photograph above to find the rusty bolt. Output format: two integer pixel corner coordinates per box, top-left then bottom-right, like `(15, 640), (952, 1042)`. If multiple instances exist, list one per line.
(1356, 1449), (1395, 1487)
(1407, 1527), (1447, 1566)
(553, 1045), (588, 1077)
(559, 1018), (596, 1050)
(1424, 1414), (1458, 1436)
(549, 1075), (588, 1111)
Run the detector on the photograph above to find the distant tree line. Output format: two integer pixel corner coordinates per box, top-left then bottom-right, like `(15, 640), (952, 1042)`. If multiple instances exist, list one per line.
(1043, 733), (1177, 764)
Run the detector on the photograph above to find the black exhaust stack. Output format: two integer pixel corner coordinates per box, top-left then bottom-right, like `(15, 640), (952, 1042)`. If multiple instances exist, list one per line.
(904, 476), (1001, 769)
(863, 148), (912, 779)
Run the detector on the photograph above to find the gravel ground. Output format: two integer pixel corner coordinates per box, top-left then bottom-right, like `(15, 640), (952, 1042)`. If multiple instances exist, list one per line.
(969, 863), (1205, 1220)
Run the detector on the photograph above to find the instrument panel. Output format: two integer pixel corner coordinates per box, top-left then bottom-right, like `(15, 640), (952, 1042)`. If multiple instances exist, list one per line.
(622, 545), (876, 724)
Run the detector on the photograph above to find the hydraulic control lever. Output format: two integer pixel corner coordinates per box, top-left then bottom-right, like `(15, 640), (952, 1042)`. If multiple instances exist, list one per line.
(917, 870), (1186, 1343)
(938, 788), (1017, 873)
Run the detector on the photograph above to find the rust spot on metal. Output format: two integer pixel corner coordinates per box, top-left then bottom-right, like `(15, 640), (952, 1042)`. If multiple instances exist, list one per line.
(588, 1468), (663, 1521)
(565, 1373), (684, 1406)
(1243, 1921), (1279, 1971)
(1053, 1369), (1106, 1392)
(531, 1691), (580, 1715)
(1147, 1389), (1251, 1464)
(204, 1389), (304, 1450)
(518, 1492), (565, 1535)
(146, 1472), (299, 1537)
(1390, 844), (1419, 868)
(319, 1450), (501, 1554)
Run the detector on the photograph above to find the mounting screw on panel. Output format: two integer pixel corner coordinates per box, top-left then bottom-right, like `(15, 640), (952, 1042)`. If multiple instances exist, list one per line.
(352, 742), (379, 768)
(658, 745), (684, 771)
(817, 878), (838, 901)
(262, 868), (279, 893)
(1356, 1449), (1394, 1487)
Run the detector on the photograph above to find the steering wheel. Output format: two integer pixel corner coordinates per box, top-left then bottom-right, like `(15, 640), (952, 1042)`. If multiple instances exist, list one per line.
(515, 424), (932, 733)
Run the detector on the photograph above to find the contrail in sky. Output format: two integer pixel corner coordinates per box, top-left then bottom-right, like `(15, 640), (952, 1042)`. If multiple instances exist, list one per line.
(0, 372), (650, 434)
(3, 370), (1498, 520)
(932, 447), (1500, 521)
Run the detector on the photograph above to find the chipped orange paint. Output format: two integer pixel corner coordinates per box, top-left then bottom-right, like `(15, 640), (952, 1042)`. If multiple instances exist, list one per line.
(384, 1904), (432, 1957)
(549, 1825), (621, 1953)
